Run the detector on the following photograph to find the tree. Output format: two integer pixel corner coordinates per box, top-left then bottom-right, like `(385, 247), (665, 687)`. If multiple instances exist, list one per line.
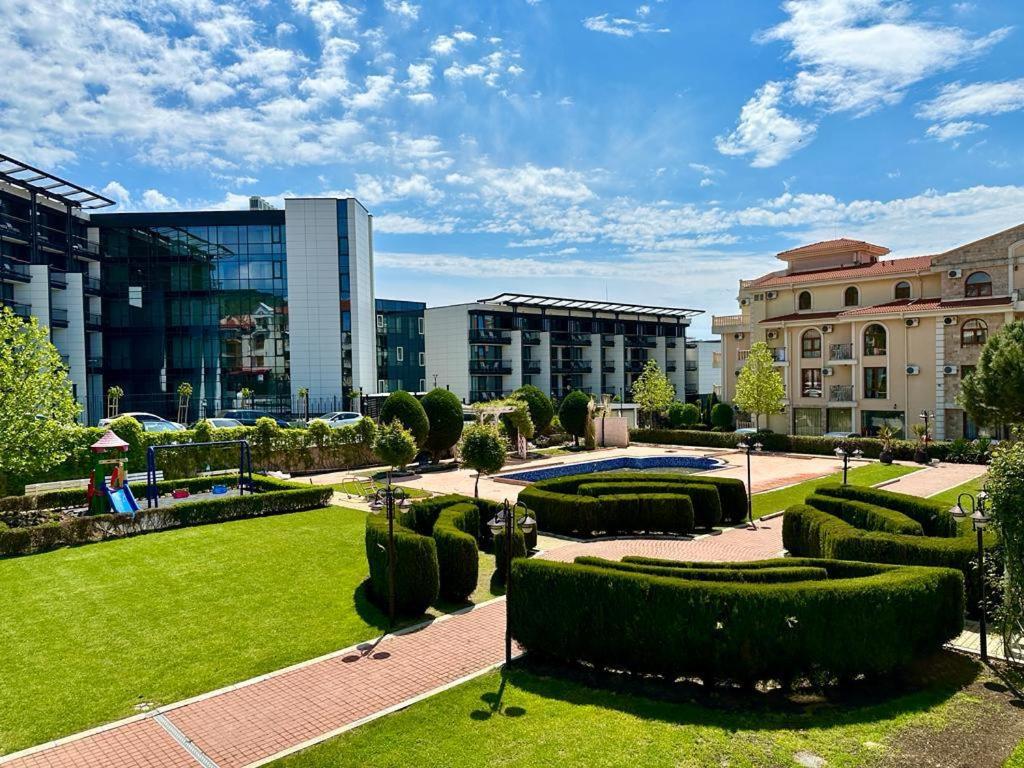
(106, 385), (123, 419)
(667, 401), (699, 428)
(240, 387), (255, 408)
(379, 390), (430, 448)
(959, 321), (1024, 427)
(0, 308), (80, 493)
(176, 382), (192, 425)
(297, 387), (310, 421)
(631, 360), (675, 427)
(420, 388), (464, 461)
(513, 384), (554, 433)
(711, 402), (734, 430)
(459, 422), (506, 497)
(985, 438), (1024, 664)
(558, 390), (591, 446)
(373, 420), (418, 473)
(733, 341), (785, 430)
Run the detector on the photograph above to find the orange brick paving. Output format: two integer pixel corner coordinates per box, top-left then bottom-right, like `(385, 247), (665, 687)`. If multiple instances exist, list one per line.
(2, 718), (194, 768)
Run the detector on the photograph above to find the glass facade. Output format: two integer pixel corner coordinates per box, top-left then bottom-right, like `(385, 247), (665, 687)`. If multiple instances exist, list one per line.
(375, 298), (425, 392)
(95, 210), (289, 420)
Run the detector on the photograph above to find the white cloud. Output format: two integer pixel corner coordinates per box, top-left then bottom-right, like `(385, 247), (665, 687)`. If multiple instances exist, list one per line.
(582, 13), (666, 37)
(141, 188), (178, 209)
(101, 181), (131, 208)
(354, 173), (443, 205)
(918, 78), (1024, 121)
(407, 92), (435, 104)
(383, 0), (419, 20)
(715, 81), (816, 167)
(404, 62), (433, 90)
(925, 120), (987, 142)
(342, 74), (394, 111)
(430, 30), (475, 56)
(373, 213), (457, 234)
(292, 0), (360, 39)
(476, 164), (594, 203)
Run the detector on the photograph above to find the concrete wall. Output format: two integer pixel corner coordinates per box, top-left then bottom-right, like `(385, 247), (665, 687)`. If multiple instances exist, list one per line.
(424, 304), (471, 402)
(347, 199), (377, 395)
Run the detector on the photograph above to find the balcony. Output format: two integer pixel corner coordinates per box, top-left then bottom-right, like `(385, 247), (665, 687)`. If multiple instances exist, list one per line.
(469, 328), (511, 344)
(624, 335), (657, 348)
(666, 363), (677, 372)
(625, 359), (648, 373)
(469, 359), (513, 375)
(86, 312), (102, 329)
(711, 314), (744, 332)
(685, 361), (698, 372)
(550, 332), (592, 347)
(601, 333), (616, 347)
(552, 360), (592, 374)
(1, 299), (31, 319)
(0, 257), (31, 282)
(829, 384), (854, 403)
(50, 307), (69, 328)
(49, 269), (67, 290)
(665, 339), (677, 348)
(82, 275), (102, 295)
(71, 239), (101, 258)
(470, 389), (506, 402)
(552, 387), (592, 400)
(602, 362), (615, 373)
(0, 212), (30, 243)
(86, 356), (103, 372)
(523, 360), (542, 374)
(829, 343), (855, 362)
(521, 330), (541, 345)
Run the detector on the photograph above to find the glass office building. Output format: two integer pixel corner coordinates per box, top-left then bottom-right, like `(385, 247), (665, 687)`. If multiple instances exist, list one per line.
(376, 298), (426, 392)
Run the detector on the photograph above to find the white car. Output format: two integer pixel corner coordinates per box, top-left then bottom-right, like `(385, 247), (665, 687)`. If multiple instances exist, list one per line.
(195, 417), (244, 429)
(98, 412), (186, 432)
(312, 411), (364, 429)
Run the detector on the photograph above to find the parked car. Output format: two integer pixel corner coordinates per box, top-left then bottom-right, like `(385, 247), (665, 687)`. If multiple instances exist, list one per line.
(735, 427), (773, 436)
(192, 417), (244, 429)
(219, 409), (292, 428)
(98, 412), (186, 432)
(823, 431), (860, 439)
(310, 411), (363, 429)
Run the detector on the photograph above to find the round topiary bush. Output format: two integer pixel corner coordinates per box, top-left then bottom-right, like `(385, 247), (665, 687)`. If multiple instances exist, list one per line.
(509, 555), (964, 686)
(558, 390), (591, 444)
(667, 402), (699, 428)
(379, 391), (430, 448)
(420, 388), (464, 461)
(711, 402), (734, 430)
(514, 384), (555, 434)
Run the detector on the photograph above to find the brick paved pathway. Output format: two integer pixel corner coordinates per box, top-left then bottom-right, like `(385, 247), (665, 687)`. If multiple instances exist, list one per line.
(881, 462), (987, 498)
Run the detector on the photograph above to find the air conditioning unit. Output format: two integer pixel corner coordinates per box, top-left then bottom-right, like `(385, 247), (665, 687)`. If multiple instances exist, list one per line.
(822, 366), (835, 376)
(740, 298), (751, 306)
(906, 365), (920, 375)
(766, 330), (779, 340)
(766, 290), (778, 299)
(822, 324), (834, 333)
(943, 364), (959, 376)
(904, 317), (920, 328)
(947, 269), (963, 279)
(733, 332), (745, 340)
(943, 316), (958, 326)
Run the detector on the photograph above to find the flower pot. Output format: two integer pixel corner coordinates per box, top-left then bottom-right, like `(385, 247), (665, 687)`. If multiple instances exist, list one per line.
(879, 450), (893, 465)
(913, 448), (928, 464)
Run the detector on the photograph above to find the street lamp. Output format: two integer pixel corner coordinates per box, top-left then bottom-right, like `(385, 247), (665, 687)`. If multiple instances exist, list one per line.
(368, 477), (410, 628)
(834, 445), (864, 484)
(919, 410), (933, 444)
(957, 487), (990, 661)
(488, 499), (536, 665)
(737, 440), (763, 528)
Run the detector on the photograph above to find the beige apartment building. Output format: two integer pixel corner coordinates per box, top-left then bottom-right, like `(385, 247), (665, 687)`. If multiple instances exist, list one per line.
(712, 223), (1024, 440)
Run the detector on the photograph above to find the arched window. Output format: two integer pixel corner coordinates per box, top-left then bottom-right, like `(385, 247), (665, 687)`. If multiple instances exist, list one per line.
(894, 281), (911, 300)
(843, 286), (859, 307)
(965, 271), (992, 298)
(864, 324), (887, 356)
(798, 291), (812, 310)
(961, 319), (988, 346)
(801, 328), (821, 358)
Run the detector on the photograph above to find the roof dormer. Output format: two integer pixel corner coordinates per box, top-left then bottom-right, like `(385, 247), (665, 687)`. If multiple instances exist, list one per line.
(777, 238), (890, 275)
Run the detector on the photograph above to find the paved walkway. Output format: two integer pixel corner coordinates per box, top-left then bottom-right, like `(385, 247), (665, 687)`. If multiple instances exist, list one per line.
(882, 461), (988, 498)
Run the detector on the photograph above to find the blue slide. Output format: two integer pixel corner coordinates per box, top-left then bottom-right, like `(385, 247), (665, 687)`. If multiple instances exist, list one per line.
(106, 483), (140, 516)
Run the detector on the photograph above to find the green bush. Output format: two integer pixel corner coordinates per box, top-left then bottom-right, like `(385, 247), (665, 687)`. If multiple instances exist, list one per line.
(509, 557), (964, 685)
(667, 402), (700, 428)
(514, 385), (555, 434)
(494, 526), (526, 584)
(433, 502), (480, 601)
(558, 391), (591, 442)
(711, 402), (734, 430)
(783, 482), (997, 613)
(421, 388), (465, 461)
(378, 391), (430, 448)
(576, 556), (829, 583)
(365, 514), (440, 616)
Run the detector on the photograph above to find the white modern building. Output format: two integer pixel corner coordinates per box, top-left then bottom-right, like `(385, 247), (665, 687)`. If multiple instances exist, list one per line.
(425, 293), (704, 404)
(684, 339), (722, 398)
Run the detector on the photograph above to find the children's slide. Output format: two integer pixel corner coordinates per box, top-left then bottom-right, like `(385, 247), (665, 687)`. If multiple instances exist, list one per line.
(106, 482), (140, 516)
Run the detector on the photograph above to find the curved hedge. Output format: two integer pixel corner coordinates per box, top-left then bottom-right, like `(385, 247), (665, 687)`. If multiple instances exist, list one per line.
(509, 556), (964, 685)
(517, 471), (747, 536)
(782, 482), (997, 612)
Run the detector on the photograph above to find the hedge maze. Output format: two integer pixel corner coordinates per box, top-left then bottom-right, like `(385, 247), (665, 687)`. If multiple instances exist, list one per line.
(509, 555), (964, 685)
(517, 471), (747, 536)
(782, 482), (998, 611)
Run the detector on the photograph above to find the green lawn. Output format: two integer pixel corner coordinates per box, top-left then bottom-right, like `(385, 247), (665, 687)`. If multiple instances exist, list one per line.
(0, 505), (391, 755)
(927, 474), (987, 510)
(1006, 741), (1024, 768)
(274, 655), (1008, 768)
(326, 479), (432, 499)
(751, 462), (919, 519)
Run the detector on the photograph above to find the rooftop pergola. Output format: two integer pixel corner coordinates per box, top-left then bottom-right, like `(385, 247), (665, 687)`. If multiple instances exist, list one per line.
(0, 153), (115, 210)
(478, 292), (703, 319)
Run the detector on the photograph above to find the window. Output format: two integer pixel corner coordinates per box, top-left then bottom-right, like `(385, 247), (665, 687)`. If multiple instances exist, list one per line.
(864, 324), (887, 356)
(418, 317), (424, 335)
(377, 379), (388, 393)
(794, 407), (824, 436)
(965, 271), (992, 298)
(801, 329), (822, 358)
(376, 314), (384, 328)
(419, 379), (426, 391)
(798, 291), (812, 310)
(864, 367), (888, 399)
(396, 346), (404, 362)
(843, 286), (859, 306)
(894, 281), (911, 300)
(801, 368), (822, 398)
(418, 351), (425, 367)
(827, 408), (853, 434)
(960, 319), (988, 346)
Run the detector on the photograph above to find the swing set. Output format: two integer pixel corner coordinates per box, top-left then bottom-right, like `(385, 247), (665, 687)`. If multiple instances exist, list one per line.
(145, 440), (254, 508)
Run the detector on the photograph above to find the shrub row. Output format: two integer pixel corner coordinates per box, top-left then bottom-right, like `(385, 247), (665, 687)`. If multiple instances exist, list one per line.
(508, 557), (964, 685)
(782, 483), (996, 612)
(575, 556), (829, 583)
(0, 476), (332, 557)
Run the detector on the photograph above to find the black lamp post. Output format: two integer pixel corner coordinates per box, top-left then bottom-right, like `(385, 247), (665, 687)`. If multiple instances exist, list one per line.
(919, 410), (933, 444)
(834, 445), (864, 484)
(737, 440), (763, 528)
(488, 499), (536, 665)
(957, 487), (990, 661)
(369, 475), (410, 628)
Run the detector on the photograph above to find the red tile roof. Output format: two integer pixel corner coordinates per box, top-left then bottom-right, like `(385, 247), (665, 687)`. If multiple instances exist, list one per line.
(777, 238), (890, 258)
(760, 295), (1012, 323)
(759, 310), (841, 324)
(747, 254), (934, 288)
(838, 298), (940, 316)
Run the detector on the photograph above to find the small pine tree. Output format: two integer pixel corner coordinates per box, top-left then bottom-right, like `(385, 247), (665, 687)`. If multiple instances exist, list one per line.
(733, 342), (785, 430)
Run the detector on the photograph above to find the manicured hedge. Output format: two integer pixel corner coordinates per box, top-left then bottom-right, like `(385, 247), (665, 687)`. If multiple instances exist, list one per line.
(518, 471), (746, 536)
(0, 476), (333, 558)
(366, 513), (439, 616)
(509, 556), (964, 685)
(575, 556), (829, 583)
(783, 482), (996, 612)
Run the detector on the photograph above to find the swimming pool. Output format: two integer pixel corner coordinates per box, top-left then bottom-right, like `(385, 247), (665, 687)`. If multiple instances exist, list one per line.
(498, 454), (726, 483)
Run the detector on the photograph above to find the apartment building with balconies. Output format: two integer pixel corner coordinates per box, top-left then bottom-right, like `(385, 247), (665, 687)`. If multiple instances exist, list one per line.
(713, 225), (1024, 438)
(425, 293), (703, 404)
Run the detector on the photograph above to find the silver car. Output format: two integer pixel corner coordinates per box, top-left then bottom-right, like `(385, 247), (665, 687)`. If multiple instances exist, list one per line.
(312, 411), (364, 428)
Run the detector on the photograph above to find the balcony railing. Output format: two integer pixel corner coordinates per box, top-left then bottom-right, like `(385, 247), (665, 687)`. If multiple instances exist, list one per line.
(550, 332), (592, 347)
(0, 258), (31, 282)
(602, 362), (615, 373)
(601, 333), (616, 347)
(49, 269), (67, 289)
(665, 339), (677, 348)
(86, 356), (103, 371)
(469, 328), (511, 344)
(82, 275), (102, 295)
(625, 359), (648, 372)
(711, 314), (743, 332)
(685, 361), (698, 372)
(552, 387), (592, 400)
(470, 360), (512, 375)
(829, 343), (854, 361)
(737, 349), (750, 362)
(666, 363), (677, 372)
(624, 335), (657, 348)
(50, 307), (69, 327)
(829, 384), (854, 402)
(523, 361), (542, 374)
(551, 360), (592, 374)
(521, 330), (541, 345)
(469, 389), (506, 402)
(0, 212), (30, 241)
(1, 299), (31, 319)
(86, 312), (102, 328)
(72, 239), (101, 257)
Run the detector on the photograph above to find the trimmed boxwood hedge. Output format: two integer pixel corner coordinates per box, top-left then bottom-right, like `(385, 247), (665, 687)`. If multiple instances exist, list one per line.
(509, 556), (964, 685)
(366, 513), (440, 616)
(783, 482), (996, 612)
(0, 476), (333, 558)
(517, 471), (747, 536)
(575, 556), (829, 583)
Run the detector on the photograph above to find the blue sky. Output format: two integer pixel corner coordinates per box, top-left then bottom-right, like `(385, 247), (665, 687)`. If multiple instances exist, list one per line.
(3, 0), (1023, 335)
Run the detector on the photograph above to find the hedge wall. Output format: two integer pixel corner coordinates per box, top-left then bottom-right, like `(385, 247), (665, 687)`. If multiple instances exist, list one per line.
(0, 476), (333, 558)
(365, 513), (440, 616)
(782, 482), (997, 612)
(517, 471), (747, 536)
(575, 556), (829, 583)
(508, 556), (964, 685)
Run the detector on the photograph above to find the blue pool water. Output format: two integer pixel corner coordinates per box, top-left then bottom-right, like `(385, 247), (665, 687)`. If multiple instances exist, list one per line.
(499, 455), (725, 483)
